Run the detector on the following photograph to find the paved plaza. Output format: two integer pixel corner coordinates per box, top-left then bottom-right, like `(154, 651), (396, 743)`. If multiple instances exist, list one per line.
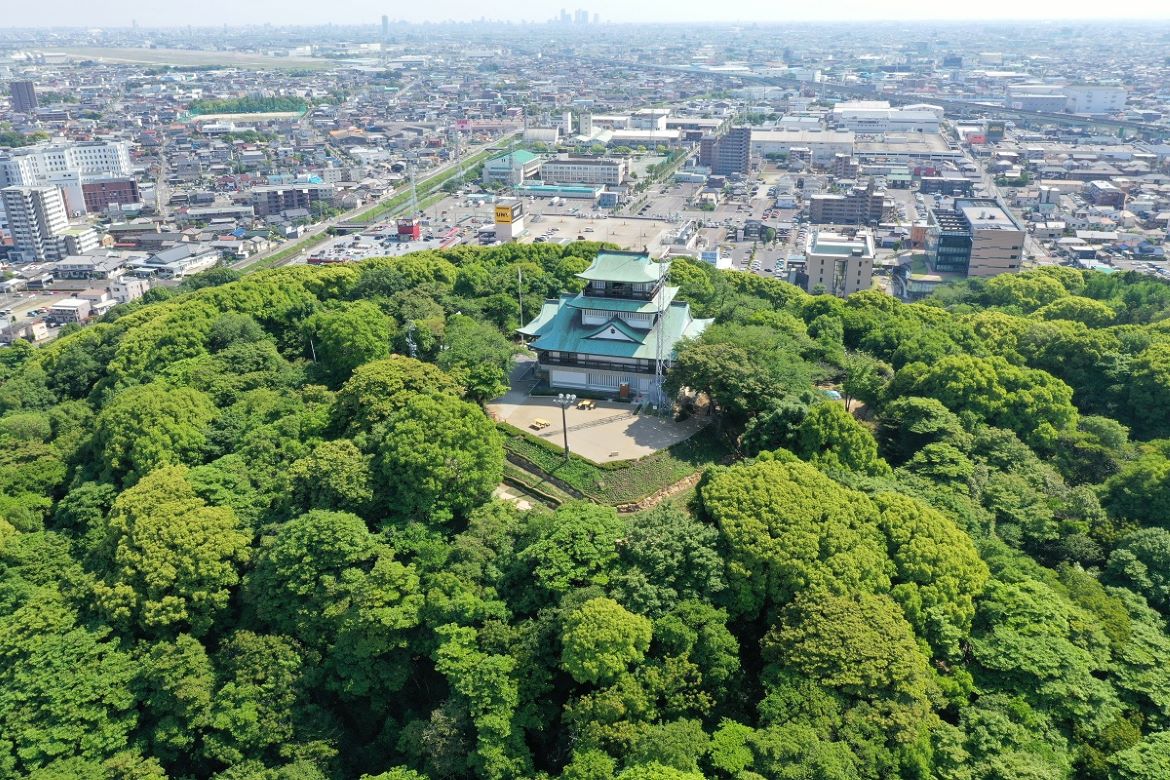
(487, 359), (707, 463)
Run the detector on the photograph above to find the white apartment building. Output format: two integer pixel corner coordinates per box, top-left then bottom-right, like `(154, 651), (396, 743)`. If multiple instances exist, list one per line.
(1, 185), (70, 263)
(541, 157), (629, 186)
(830, 101), (944, 134)
(0, 140), (133, 215)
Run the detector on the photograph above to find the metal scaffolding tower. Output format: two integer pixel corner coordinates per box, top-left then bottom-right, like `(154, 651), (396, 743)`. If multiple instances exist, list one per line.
(652, 256), (670, 412)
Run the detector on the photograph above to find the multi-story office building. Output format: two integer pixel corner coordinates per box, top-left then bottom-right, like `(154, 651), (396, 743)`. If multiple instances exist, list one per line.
(541, 156), (628, 186)
(803, 229), (875, 297)
(925, 209), (974, 275)
(699, 127), (751, 176)
(926, 199), (1025, 278)
(808, 179), (892, 226)
(1, 185), (70, 263)
(9, 81), (37, 113)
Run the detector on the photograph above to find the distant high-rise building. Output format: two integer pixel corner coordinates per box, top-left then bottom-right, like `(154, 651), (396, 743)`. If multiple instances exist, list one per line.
(574, 8), (589, 24)
(9, 81), (37, 113)
(1, 185), (70, 263)
(559, 8), (571, 23)
(381, 15), (389, 39)
(592, 13), (600, 23)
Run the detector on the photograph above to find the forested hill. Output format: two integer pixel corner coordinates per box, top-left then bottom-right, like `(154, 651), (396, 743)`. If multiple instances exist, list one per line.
(3, 242), (1170, 780)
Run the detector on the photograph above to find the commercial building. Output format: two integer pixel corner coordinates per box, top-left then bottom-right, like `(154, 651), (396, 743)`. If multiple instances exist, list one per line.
(1005, 83), (1127, 115)
(518, 250), (711, 396)
(808, 180), (892, 226)
(481, 149), (541, 186)
(830, 101), (944, 134)
(926, 199), (1025, 278)
(541, 156), (628, 186)
(1, 185), (69, 262)
(9, 80), (37, 113)
(1065, 84), (1127, 114)
(82, 178), (142, 213)
(493, 198), (525, 242)
(699, 127), (751, 176)
(750, 129), (855, 167)
(803, 230), (876, 297)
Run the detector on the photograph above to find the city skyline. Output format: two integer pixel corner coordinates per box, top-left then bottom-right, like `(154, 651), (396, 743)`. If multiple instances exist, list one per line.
(4, 0), (1170, 27)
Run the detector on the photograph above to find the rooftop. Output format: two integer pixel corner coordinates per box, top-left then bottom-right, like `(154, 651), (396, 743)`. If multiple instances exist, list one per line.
(576, 251), (667, 284)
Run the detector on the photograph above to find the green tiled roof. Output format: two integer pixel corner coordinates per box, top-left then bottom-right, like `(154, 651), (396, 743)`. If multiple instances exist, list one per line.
(487, 149), (537, 166)
(522, 297), (712, 360)
(565, 287), (678, 313)
(577, 251), (668, 284)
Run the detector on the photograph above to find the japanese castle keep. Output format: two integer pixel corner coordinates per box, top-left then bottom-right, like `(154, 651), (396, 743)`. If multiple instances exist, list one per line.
(518, 250), (712, 397)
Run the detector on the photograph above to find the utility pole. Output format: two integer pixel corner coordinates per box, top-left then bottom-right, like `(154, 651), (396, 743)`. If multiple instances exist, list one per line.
(517, 267), (524, 329)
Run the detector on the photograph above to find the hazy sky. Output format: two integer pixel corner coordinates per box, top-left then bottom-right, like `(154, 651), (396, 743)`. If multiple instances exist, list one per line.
(6, 0), (1170, 28)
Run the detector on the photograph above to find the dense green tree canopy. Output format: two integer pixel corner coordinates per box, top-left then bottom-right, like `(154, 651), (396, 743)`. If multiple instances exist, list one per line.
(2, 244), (1170, 780)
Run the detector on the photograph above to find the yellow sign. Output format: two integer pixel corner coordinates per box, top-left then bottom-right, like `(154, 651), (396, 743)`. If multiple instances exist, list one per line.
(495, 204), (515, 224)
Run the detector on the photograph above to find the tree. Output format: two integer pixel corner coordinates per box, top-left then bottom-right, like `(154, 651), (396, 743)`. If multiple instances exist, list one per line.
(1107, 730), (1170, 780)
(245, 510), (422, 696)
(666, 324), (813, 423)
(332, 356), (461, 438)
(372, 394), (503, 523)
(437, 314), (519, 405)
(138, 634), (215, 763)
(698, 455), (890, 617)
(795, 403), (891, 476)
(93, 466), (251, 637)
(93, 383), (217, 485)
(1107, 529), (1170, 612)
(1034, 296), (1116, 327)
(891, 354), (1077, 446)
(841, 352), (891, 409)
(877, 396), (969, 466)
(1127, 343), (1170, 438)
(562, 597), (653, 686)
(282, 438), (374, 516)
(0, 592), (139, 774)
(609, 505), (726, 617)
(763, 589), (936, 745)
(203, 631), (305, 767)
(1099, 449), (1170, 529)
(873, 492), (989, 660)
(304, 301), (391, 387)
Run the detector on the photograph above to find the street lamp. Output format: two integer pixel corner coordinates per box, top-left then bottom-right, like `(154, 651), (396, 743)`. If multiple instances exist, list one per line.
(554, 393), (576, 459)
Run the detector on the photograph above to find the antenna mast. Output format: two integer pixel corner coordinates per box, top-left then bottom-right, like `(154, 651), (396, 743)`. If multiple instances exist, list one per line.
(652, 255), (670, 413)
